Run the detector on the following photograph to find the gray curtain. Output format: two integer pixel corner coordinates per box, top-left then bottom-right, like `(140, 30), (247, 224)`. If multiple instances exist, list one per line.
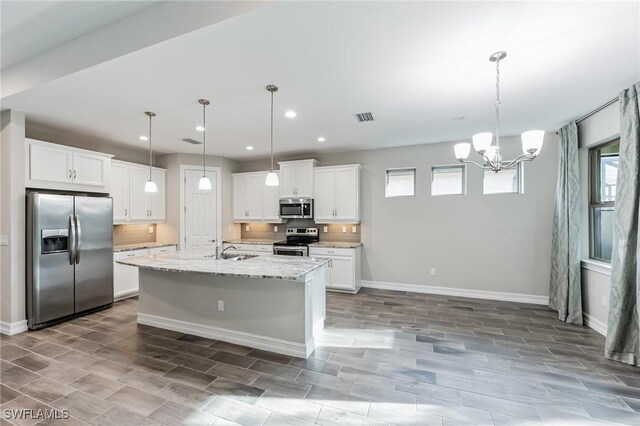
(605, 82), (640, 366)
(549, 121), (582, 325)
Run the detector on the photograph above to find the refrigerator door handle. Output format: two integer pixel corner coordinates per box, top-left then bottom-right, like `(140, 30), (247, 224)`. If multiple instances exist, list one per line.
(75, 215), (82, 264)
(68, 215), (76, 265)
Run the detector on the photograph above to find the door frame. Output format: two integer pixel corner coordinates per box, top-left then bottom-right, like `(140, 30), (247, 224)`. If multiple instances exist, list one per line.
(179, 165), (222, 251)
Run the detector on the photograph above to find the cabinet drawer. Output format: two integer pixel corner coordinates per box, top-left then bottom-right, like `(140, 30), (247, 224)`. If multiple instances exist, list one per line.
(114, 249), (150, 259)
(149, 245), (176, 255)
(254, 245), (273, 253)
(309, 247), (354, 257)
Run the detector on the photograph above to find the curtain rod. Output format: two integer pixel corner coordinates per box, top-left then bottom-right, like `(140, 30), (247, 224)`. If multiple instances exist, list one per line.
(576, 97), (619, 125)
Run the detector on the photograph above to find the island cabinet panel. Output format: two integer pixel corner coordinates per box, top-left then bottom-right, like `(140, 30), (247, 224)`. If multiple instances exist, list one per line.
(313, 165), (360, 224)
(232, 172), (282, 223)
(309, 246), (361, 293)
(26, 139), (112, 193)
(278, 159), (318, 198)
(112, 160), (167, 224)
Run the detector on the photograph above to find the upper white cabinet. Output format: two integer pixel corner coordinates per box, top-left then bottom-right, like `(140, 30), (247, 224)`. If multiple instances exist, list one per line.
(278, 159), (318, 198)
(233, 172), (282, 223)
(110, 160), (166, 224)
(26, 139), (112, 193)
(314, 165), (360, 223)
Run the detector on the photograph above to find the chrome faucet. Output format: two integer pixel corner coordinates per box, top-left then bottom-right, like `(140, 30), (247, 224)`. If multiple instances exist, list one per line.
(220, 245), (238, 259)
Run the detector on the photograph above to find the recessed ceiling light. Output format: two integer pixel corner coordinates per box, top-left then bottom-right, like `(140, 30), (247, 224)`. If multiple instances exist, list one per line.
(195, 126), (205, 132)
(452, 116), (465, 121)
(317, 137), (326, 142)
(246, 146), (254, 151)
(284, 111), (297, 118)
(139, 135), (148, 141)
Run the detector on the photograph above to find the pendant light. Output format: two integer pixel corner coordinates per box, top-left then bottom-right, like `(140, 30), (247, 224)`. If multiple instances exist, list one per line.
(197, 99), (212, 190)
(265, 84), (279, 186)
(143, 111), (158, 193)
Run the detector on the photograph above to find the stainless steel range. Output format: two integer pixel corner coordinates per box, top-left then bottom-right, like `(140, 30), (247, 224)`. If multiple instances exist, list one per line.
(273, 227), (319, 256)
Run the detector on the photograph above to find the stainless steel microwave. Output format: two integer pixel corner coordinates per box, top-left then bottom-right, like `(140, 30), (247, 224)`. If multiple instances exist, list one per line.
(279, 198), (313, 219)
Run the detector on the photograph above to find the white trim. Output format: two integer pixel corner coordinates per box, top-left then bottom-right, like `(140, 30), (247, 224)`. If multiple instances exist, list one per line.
(138, 313), (311, 358)
(580, 259), (612, 276)
(179, 165), (222, 251)
(583, 312), (607, 336)
(0, 320), (28, 335)
(114, 289), (139, 301)
(361, 280), (549, 305)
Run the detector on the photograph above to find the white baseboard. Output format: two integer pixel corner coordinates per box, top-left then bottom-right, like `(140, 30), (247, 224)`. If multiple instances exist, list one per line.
(583, 312), (607, 336)
(138, 313), (312, 358)
(361, 280), (549, 305)
(114, 289), (138, 301)
(0, 320), (28, 336)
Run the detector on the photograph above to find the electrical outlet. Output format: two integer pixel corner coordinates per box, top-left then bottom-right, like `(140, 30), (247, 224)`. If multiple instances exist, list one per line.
(273, 226), (278, 232)
(323, 226), (328, 233)
(352, 226), (357, 234)
(342, 226), (347, 233)
(601, 295), (609, 308)
(0, 235), (8, 246)
(148, 226), (154, 234)
(217, 300), (224, 311)
(430, 268), (437, 276)
(245, 225), (250, 232)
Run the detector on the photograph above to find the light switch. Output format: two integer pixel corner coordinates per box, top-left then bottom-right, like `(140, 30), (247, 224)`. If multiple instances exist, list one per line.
(0, 235), (7, 246)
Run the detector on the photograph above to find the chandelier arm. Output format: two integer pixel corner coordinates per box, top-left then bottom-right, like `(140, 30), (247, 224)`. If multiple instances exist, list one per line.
(501, 154), (534, 169)
(479, 153), (501, 172)
(458, 159), (492, 170)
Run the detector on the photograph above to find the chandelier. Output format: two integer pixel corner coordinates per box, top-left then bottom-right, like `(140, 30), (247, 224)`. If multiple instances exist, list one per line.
(454, 51), (544, 172)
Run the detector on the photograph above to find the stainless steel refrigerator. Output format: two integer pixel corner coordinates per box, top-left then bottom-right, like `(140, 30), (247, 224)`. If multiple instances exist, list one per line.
(27, 193), (113, 329)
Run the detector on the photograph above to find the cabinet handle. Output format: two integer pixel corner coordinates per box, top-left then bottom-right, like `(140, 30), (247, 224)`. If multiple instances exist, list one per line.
(73, 170), (76, 179)
(127, 253), (136, 257)
(124, 209), (128, 216)
(69, 170), (73, 179)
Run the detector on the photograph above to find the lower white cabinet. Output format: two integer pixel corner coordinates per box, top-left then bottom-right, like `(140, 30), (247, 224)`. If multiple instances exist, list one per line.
(222, 243), (273, 255)
(309, 246), (361, 293)
(113, 245), (176, 299)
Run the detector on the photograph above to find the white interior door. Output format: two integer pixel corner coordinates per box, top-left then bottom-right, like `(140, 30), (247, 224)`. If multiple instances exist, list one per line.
(184, 169), (217, 251)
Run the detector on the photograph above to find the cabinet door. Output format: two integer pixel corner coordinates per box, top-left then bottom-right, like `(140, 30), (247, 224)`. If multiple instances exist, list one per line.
(149, 169), (166, 221)
(129, 167), (150, 221)
(328, 257), (354, 291)
(295, 163), (314, 197)
(314, 169), (336, 222)
(313, 256), (332, 288)
(113, 249), (148, 299)
(28, 142), (73, 184)
(233, 175), (247, 220)
(110, 163), (129, 223)
(279, 164), (297, 198)
(335, 167), (359, 221)
(262, 172), (281, 222)
(73, 152), (108, 187)
(246, 173), (264, 220)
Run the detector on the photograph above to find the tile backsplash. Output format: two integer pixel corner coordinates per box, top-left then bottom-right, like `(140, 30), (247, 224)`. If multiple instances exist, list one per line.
(113, 224), (156, 246)
(240, 219), (361, 243)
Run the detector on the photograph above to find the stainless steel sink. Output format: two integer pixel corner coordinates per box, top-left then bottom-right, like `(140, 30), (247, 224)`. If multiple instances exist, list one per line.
(204, 253), (258, 261)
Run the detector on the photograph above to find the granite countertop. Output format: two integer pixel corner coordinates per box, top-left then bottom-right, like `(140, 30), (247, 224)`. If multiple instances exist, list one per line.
(115, 251), (329, 280)
(310, 241), (363, 248)
(114, 242), (178, 252)
(222, 239), (281, 245)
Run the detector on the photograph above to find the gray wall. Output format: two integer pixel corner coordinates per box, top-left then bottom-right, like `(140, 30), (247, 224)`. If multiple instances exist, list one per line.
(155, 153), (241, 246)
(240, 135), (559, 298)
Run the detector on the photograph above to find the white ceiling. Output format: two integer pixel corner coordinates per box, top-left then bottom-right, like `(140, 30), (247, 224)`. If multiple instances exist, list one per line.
(2, 1), (639, 160)
(0, 1), (156, 69)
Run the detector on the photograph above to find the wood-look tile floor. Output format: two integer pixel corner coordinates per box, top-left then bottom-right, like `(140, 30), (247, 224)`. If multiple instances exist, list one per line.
(1, 288), (639, 425)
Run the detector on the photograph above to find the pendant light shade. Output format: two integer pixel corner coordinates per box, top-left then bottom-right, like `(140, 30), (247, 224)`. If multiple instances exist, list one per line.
(198, 99), (212, 191)
(144, 111), (158, 193)
(265, 84), (279, 186)
(198, 176), (212, 190)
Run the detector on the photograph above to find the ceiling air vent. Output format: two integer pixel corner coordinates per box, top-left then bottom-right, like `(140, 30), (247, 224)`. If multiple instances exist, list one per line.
(354, 112), (374, 123)
(182, 138), (202, 145)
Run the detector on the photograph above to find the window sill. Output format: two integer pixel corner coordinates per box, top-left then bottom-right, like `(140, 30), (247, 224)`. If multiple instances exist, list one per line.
(581, 259), (612, 276)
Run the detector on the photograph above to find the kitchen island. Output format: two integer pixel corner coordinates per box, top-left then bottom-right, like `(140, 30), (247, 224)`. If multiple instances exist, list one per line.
(117, 252), (328, 358)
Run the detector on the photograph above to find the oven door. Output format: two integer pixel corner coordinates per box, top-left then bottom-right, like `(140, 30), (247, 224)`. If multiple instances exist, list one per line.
(273, 246), (308, 256)
(279, 199), (313, 219)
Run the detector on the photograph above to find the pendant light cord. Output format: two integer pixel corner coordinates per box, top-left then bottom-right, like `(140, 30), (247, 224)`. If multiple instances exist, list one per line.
(148, 114), (153, 180)
(495, 58), (500, 152)
(202, 102), (206, 176)
(270, 89), (274, 172)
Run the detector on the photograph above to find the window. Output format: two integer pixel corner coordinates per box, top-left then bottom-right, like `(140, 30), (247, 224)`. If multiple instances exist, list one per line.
(483, 164), (523, 194)
(590, 139), (619, 262)
(386, 168), (415, 197)
(431, 165), (466, 196)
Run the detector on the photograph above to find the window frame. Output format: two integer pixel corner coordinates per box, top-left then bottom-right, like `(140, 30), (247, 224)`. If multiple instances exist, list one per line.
(430, 164), (467, 196)
(589, 138), (620, 262)
(482, 162), (524, 195)
(385, 167), (416, 198)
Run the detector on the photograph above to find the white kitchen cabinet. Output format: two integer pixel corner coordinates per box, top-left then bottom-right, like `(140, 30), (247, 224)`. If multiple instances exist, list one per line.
(309, 246), (361, 293)
(113, 249), (148, 300)
(112, 161), (167, 224)
(222, 243), (273, 255)
(278, 159), (318, 198)
(26, 139), (112, 193)
(149, 245), (177, 255)
(232, 172), (282, 223)
(313, 165), (360, 223)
